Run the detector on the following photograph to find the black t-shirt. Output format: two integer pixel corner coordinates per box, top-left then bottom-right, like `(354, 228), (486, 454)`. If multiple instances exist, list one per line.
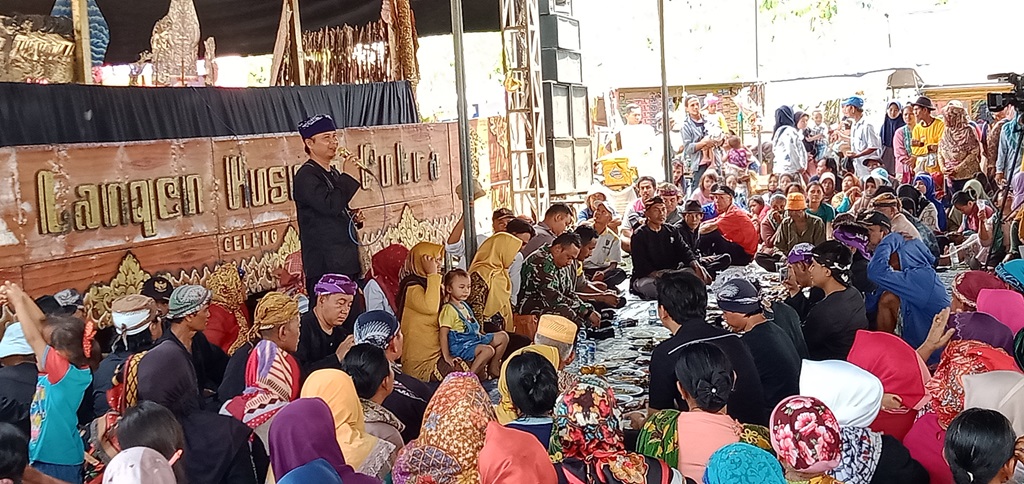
(385, 368), (435, 442)
(0, 362), (37, 435)
(767, 301), (809, 359)
(740, 321), (801, 410)
(803, 286), (869, 361)
(630, 224), (698, 281)
(851, 251), (876, 298)
(295, 311), (349, 380)
(873, 434), (930, 484)
(293, 161), (362, 278)
(648, 319), (768, 425)
(217, 342), (255, 406)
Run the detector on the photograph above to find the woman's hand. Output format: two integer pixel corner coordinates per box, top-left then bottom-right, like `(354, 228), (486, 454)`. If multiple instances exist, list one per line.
(917, 307), (954, 361)
(422, 255), (440, 275)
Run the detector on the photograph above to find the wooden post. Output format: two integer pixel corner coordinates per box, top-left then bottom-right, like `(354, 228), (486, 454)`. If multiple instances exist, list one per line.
(70, 0), (93, 84)
(270, 0), (305, 86)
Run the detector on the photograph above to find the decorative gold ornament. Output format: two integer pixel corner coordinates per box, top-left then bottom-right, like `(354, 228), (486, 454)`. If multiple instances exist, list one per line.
(357, 204), (458, 274)
(84, 253), (151, 328)
(150, 0), (201, 86)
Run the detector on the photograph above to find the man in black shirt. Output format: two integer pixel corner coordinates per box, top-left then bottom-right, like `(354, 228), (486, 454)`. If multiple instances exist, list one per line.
(678, 200), (731, 278)
(293, 114), (364, 309)
(353, 310), (434, 442)
(716, 278), (801, 411)
(629, 197), (710, 300)
(646, 270), (768, 426)
(217, 292), (302, 404)
(802, 241), (869, 361)
(295, 274), (357, 379)
(0, 324), (37, 435)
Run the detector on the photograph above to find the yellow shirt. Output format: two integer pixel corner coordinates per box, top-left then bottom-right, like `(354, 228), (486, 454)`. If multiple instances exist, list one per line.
(911, 118), (945, 157)
(438, 302), (470, 333)
(400, 273), (443, 381)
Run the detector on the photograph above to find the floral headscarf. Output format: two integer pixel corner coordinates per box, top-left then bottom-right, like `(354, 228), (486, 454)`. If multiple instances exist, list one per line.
(222, 340), (299, 430)
(392, 372), (495, 484)
(636, 410), (680, 467)
(552, 378), (651, 484)
(702, 443), (786, 484)
(951, 271), (1007, 310)
(770, 396), (841, 475)
(925, 339), (1022, 428)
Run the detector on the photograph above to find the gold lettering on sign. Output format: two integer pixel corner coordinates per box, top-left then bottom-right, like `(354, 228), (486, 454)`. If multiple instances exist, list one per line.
(221, 228), (281, 252)
(356, 142), (440, 189)
(268, 167), (289, 204)
(224, 156), (295, 209)
(359, 144), (376, 190)
(72, 184), (101, 230)
(155, 177), (181, 220)
(412, 152), (424, 182)
(428, 152), (441, 181)
(35, 171), (204, 238)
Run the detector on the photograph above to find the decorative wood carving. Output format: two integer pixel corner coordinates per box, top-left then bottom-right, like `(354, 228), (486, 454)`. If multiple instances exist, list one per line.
(150, 0), (200, 86)
(204, 37), (217, 86)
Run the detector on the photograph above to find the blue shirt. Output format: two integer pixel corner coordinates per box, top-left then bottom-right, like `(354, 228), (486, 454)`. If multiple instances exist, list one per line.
(29, 347), (92, 465)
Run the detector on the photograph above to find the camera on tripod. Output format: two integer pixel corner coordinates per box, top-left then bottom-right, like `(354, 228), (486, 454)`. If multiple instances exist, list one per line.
(987, 73), (1024, 112)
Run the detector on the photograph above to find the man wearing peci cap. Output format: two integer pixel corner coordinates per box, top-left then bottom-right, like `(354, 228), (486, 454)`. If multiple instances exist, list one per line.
(292, 114), (364, 308)
(0, 323), (37, 435)
(630, 196), (710, 300)
(842, 96), (882, 179)
(716, 278), (801, 410)
(352, 310), (433, 442)
(141, 276), (174, 317)
(294, 274), (358, 379)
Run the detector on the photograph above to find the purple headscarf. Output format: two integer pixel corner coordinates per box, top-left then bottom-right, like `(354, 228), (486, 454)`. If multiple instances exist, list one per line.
(314, 274), (358, 296)
(787, 243), (815, 265)
(833, 225), (871, 260)
(269, 398), (382, 484)
(947, 311), (1016, 356)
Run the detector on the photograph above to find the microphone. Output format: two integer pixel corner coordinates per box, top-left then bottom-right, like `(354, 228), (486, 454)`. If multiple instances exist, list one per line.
(338, 146), (371, 171)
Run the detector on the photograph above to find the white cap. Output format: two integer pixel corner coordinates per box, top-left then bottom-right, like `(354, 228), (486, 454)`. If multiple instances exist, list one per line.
(0, 323), (33, 358)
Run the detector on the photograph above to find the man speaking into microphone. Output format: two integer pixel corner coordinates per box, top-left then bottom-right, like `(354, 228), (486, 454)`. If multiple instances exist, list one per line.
(293, 114), (364, 308)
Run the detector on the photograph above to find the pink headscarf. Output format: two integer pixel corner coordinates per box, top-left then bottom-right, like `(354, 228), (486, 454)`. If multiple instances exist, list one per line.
(846, 330), (930, 441)
(976, 288), (1024, 334)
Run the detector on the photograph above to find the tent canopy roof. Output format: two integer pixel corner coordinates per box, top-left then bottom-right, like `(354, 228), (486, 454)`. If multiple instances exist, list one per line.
(4, 0), (500, 64)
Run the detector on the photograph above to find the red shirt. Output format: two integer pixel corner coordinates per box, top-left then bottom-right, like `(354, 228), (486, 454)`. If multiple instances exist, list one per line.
(714, 205), (759, 255)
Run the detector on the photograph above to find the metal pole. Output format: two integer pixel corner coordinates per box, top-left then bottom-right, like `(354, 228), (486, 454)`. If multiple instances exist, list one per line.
(753, 0), (760, 79)
(451, 0), (478, 261)
(658, 0), (673, 182)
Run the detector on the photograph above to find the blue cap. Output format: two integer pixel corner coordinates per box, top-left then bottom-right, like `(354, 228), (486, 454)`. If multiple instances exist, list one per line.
(0, 323), (33, 358)
(842, 96), (865, 109)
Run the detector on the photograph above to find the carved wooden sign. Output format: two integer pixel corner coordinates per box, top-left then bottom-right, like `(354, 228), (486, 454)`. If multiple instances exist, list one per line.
(0, 123), (464, 325)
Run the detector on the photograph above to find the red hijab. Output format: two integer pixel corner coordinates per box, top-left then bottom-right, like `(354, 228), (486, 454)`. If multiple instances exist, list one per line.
(847, 330), (930, 440)
(925, 340), (1021, 429)
(478, 422), (557, 483)
(369, 244), (409, 310)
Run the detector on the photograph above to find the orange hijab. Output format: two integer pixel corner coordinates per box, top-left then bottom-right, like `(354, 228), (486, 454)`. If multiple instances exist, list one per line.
(478, 421), (557, 484)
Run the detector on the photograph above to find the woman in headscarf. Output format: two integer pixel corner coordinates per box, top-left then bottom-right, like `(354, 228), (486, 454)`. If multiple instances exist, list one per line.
(135, 334), (256, 484)
(773, 106), (808, 178)
(301, 369), (398, 480)
(847, 330), (931, 441)
(977, 288), (1024, 334)
(102, 447), (177, 484)
(637, 410), (681, 468)
(551, 378), (682, 484)
(392, 373), (495, 484)
(269, 398), (381, 484)
(964, 370), (1024, 436)
(996, 259), (1024, 293)
(881, 101), (907, 177)
(220, 338), (300, 454)
(702, 443), (786, 484)
(769, 396), (842, 483)
(903, 340), (1022, 484)
(495, 344), (560, 426)
(799, 359), (929, 484)
(365, 244), (408, 316)
(948, 178), (991, 231)
(894, 104), (917, 185)
(479, 422), (558, 484)
(395, 242), (444, 381)
(951, 271), (1008, 313)
(946, 311), (1016, 355)
(938, 101), (983, 196)
(206, 263), (251, 355)
(913, 173), (947, 232)
(467, 233), (524, 333)
(897, 184), (926, 218)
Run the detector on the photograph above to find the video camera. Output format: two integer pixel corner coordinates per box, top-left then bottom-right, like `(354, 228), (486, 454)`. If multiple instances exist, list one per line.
(987, 73), (1024, 112)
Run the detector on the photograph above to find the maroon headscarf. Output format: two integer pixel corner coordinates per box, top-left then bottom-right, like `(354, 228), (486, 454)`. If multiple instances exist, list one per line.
(269, 398), (381, 484)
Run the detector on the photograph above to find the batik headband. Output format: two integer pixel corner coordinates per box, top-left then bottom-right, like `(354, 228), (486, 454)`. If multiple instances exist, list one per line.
(787, 243), (815, 265)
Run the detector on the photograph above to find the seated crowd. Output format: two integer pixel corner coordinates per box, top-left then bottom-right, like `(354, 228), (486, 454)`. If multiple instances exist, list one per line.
(6, 95), (1024, 484)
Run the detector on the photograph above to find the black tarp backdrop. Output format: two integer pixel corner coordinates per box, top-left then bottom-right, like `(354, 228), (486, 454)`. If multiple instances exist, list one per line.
(0, 81), (419, 146)
(1, 0), (500, 64)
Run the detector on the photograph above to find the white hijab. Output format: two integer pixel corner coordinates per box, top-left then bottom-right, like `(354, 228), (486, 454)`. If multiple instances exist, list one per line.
(964, 371), (1024, 436)
(799, 359), (884, 428)
(103, 447), (176, 484)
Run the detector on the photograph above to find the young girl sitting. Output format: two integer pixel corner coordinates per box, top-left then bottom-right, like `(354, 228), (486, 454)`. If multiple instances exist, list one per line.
(438, 269), (509, 378)
(0, 282), (92, 484)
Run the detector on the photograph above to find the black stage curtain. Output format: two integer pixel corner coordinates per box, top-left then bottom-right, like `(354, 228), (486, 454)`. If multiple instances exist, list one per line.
(0, 81), (419, 147)
(2, 0), (500, 64)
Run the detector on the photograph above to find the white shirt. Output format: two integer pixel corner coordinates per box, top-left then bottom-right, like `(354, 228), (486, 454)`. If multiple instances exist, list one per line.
(510, 252), (525, 306)
(444, 233), (490, 269)
(584, 227), (622, 270)
(850, 116), (882, 179)
(363, 279), (395, 315)
(772, 126), (807, 175)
